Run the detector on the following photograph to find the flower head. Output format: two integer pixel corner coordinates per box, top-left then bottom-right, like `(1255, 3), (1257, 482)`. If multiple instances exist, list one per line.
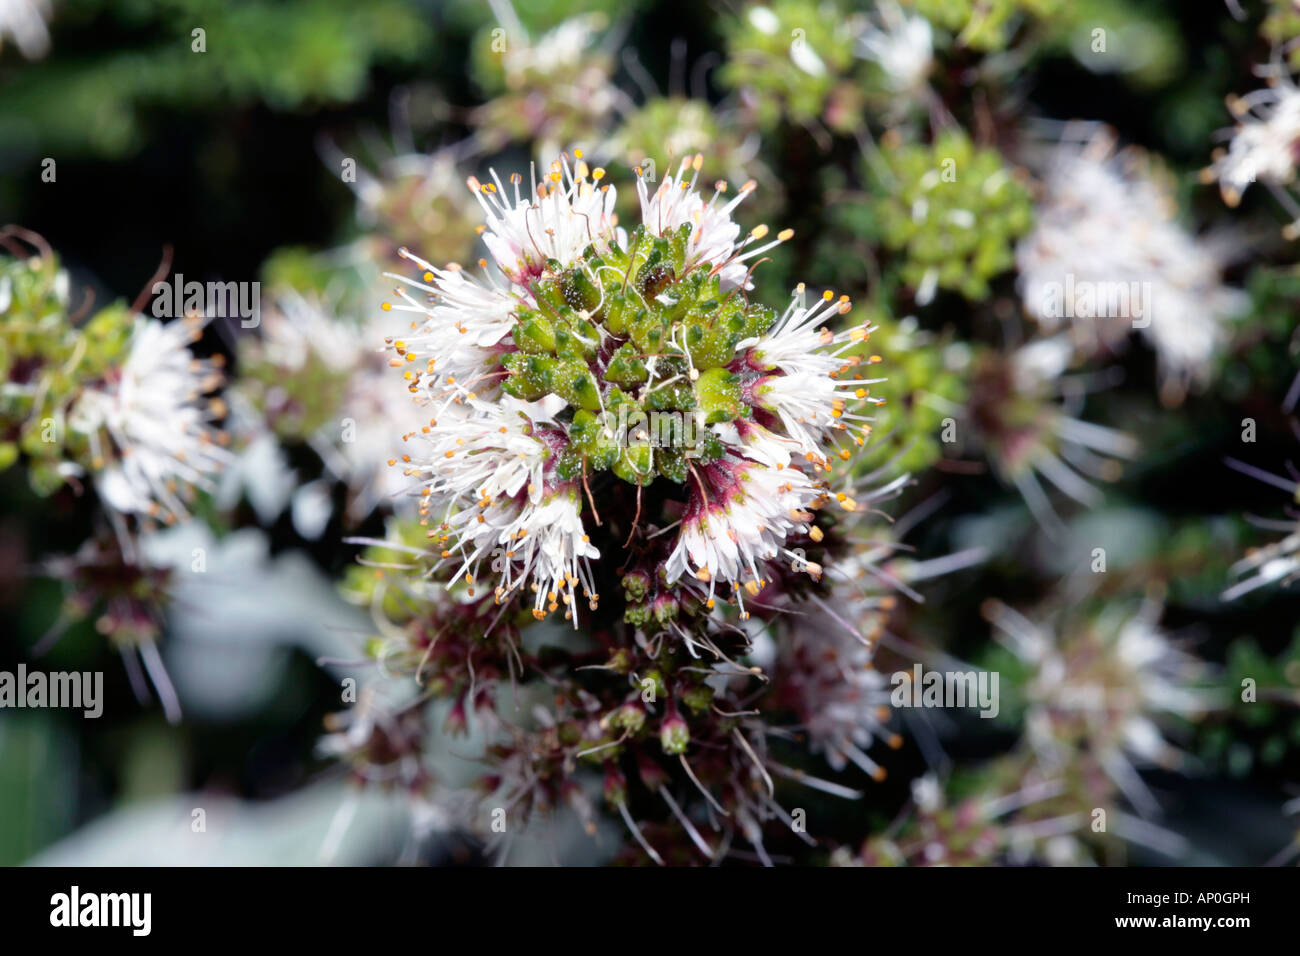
(636, 156), (773, 290)
(71, 314), (229, 530)
(470, 156), (621, 284)
(1203, 66), (1300, 228)
(773, 602), (898, 778)
(471, 10), (622, 155)
(856, 2), (933, 98)
(663, 453), (826, 614)
(232, 292), (428, 524)
(986, 595), (1215, 816)
(381, 152), (880, 627)
(966, 337), (1138, 533)
(342, 143), (479, 269)
(403, 395), (601, 620)
(1018, 124), (1246, 402)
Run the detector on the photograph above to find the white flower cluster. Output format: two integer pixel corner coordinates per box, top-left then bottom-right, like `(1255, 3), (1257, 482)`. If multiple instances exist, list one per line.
(70, 315), (229, 546)
(1204, 66), (1300, 231)
(987, 597), (1214, 817)
(381, 153), (878, 624)
(1017, 126), (1246, 401)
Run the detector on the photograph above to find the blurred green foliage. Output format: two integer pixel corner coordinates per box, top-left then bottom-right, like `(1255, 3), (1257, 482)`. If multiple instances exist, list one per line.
(0, 0), (434, 157)
(905, 0), (1063, 51)
(720, 0), (862, 131)
(0, 715), (80, 865)
(869, 130), (1033, 302)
